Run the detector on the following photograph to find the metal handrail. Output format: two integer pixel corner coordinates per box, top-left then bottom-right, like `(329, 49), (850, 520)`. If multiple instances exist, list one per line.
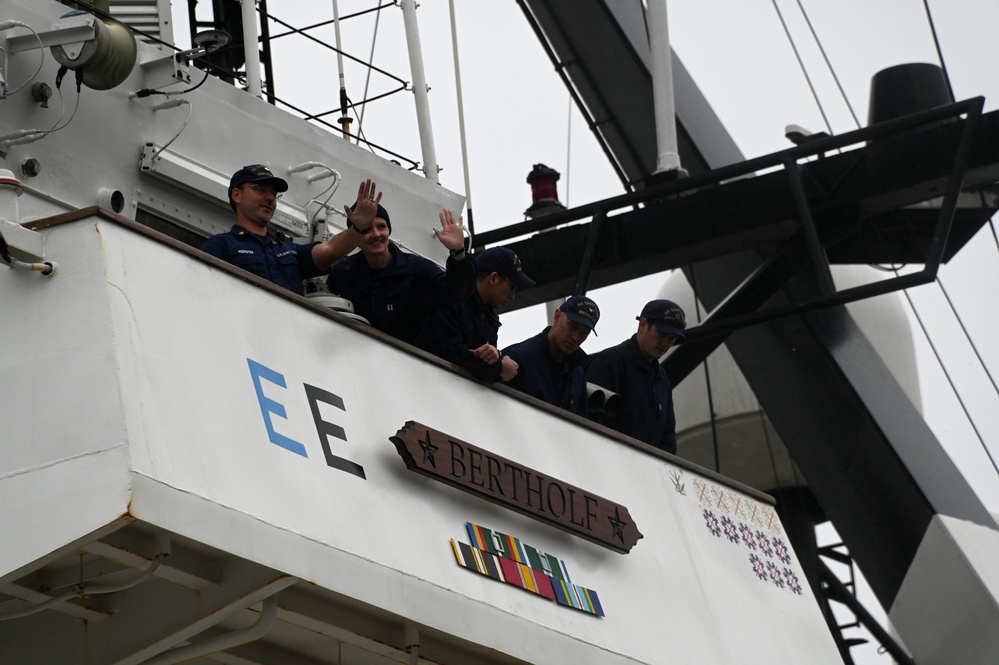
(260, 8), (409, 99)
(817, 559), (916, 665)
(682, 96), (983, 343)
(180, 1), (418, 167)
(255, 6), (417, 166)
(267, 2), (394, 41)
(473, 97), (985, 249)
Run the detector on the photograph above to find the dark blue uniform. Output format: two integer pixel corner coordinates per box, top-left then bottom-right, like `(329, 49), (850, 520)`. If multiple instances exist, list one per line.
(201, 225), (321, 296)
(503, 327), (588, 415)
(585, 334), (677, 454)
(326, 243), (475, 344)
(415, 293), (502, 381)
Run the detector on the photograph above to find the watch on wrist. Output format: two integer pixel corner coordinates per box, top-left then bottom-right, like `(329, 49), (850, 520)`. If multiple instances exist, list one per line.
(449, 247), (466, 258)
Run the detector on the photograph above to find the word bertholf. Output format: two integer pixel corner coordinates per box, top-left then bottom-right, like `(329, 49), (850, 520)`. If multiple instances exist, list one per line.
(391, 421), (642, 553)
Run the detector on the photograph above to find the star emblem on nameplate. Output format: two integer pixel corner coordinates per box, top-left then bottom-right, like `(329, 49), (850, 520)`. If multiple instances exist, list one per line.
(608, 507), (627, 543)
(390, 421), (643, 553)
(419, 429), (438, 466)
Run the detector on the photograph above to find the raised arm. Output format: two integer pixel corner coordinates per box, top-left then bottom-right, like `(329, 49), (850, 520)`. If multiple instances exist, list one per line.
(432, 209), (467, 258)
(311, 179), (382, 272)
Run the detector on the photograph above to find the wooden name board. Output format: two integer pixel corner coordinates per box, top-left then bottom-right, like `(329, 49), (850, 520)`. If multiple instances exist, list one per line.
(391, 421), (643, 553)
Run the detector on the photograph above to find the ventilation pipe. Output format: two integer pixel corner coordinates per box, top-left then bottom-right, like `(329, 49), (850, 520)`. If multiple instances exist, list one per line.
(647, 0), (685, 177)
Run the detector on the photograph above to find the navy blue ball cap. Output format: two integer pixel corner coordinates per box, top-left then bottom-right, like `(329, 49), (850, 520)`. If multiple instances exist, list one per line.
(475, 247), (535, 290)
(229, 164), (288, 211)
(638, 299), (686, 339)
(559, 295), (600, 335)
(230, 164), (289, 194)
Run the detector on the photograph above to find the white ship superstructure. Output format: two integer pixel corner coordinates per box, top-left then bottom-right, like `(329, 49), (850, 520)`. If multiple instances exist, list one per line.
(2, 1), (998, 664)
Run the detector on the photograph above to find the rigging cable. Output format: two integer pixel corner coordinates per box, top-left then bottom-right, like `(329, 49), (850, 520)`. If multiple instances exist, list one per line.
(804, 0), (997, 478)
(920, 0), (955, 101)
(565, 95), (572, 208)
(688, 265), (720, 473)
(936, 277), (999, 397)
(260, 7), (413, 165)
(899, 3), (997, 476)
(769, 0), (833, 136)
(757, 406), (783, 492)
(891, 264), (999, 477)
(449, 0), (475, 236)
(331, 0), (352, 140)
(987, 195), (999, 251)
(865, 197), (999, 478)
(791, 0), (860, 128)
(357, 1), (384, 139)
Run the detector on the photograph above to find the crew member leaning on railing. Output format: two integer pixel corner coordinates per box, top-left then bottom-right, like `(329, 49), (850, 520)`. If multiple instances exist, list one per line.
(585, 300), (686, 454)
(502, 296), (600, 416)
(415, 247), (534, 383)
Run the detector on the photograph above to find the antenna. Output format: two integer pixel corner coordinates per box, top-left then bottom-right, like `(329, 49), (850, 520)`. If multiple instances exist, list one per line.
(191, 29), (230, 57)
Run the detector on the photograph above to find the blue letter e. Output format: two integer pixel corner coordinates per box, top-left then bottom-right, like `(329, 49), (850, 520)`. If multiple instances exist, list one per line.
(247, 358), (308, 457)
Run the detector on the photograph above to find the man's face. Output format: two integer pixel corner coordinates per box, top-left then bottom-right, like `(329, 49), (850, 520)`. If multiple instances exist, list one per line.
(549, 309), (591, 358)
(636, 318), (678, 361)
(478, 272), (518, 308)
(359, 218), (391, 262)
(232, 182), (279, 230)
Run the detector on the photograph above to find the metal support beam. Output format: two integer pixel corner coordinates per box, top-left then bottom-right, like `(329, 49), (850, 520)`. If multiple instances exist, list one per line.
(109, 568), (296, 665)
(703, 271), (994, 608)
(142, 594), (281, 665)
(818, 559), (916, 665)
(573, 209), (605, 295)
(784, 155), (835, 297)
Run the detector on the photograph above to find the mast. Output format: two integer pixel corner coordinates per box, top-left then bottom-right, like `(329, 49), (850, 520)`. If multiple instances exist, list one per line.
(647, 0), (684, 176)
(239, 0), (262, 98)
(400, 0), (439, 183)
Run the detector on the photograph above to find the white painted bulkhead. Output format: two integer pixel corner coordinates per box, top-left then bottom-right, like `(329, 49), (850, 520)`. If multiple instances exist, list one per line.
(0, 1), (844, 660)
(0, 213), (843, 663)
(0, 1), (461, 263)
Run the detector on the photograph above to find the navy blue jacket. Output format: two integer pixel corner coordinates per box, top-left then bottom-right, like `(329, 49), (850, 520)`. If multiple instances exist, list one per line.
(201, 225), (321, 296)
(503, 327), (588, 415)
(585, 334), (677, 453)
(415, 292), (502, 381)
(326, 243), (475, 344)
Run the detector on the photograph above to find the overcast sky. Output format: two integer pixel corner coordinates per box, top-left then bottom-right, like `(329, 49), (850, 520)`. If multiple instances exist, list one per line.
(173, 2), (999, 655)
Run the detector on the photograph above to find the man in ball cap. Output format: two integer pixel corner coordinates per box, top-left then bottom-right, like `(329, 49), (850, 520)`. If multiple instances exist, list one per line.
(415, 246), (534, 382)
(326, 206), (475, 344)
(585, 299), (686, 454)
(201, 164), (381, 296)
(502, 295), (600, 415)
